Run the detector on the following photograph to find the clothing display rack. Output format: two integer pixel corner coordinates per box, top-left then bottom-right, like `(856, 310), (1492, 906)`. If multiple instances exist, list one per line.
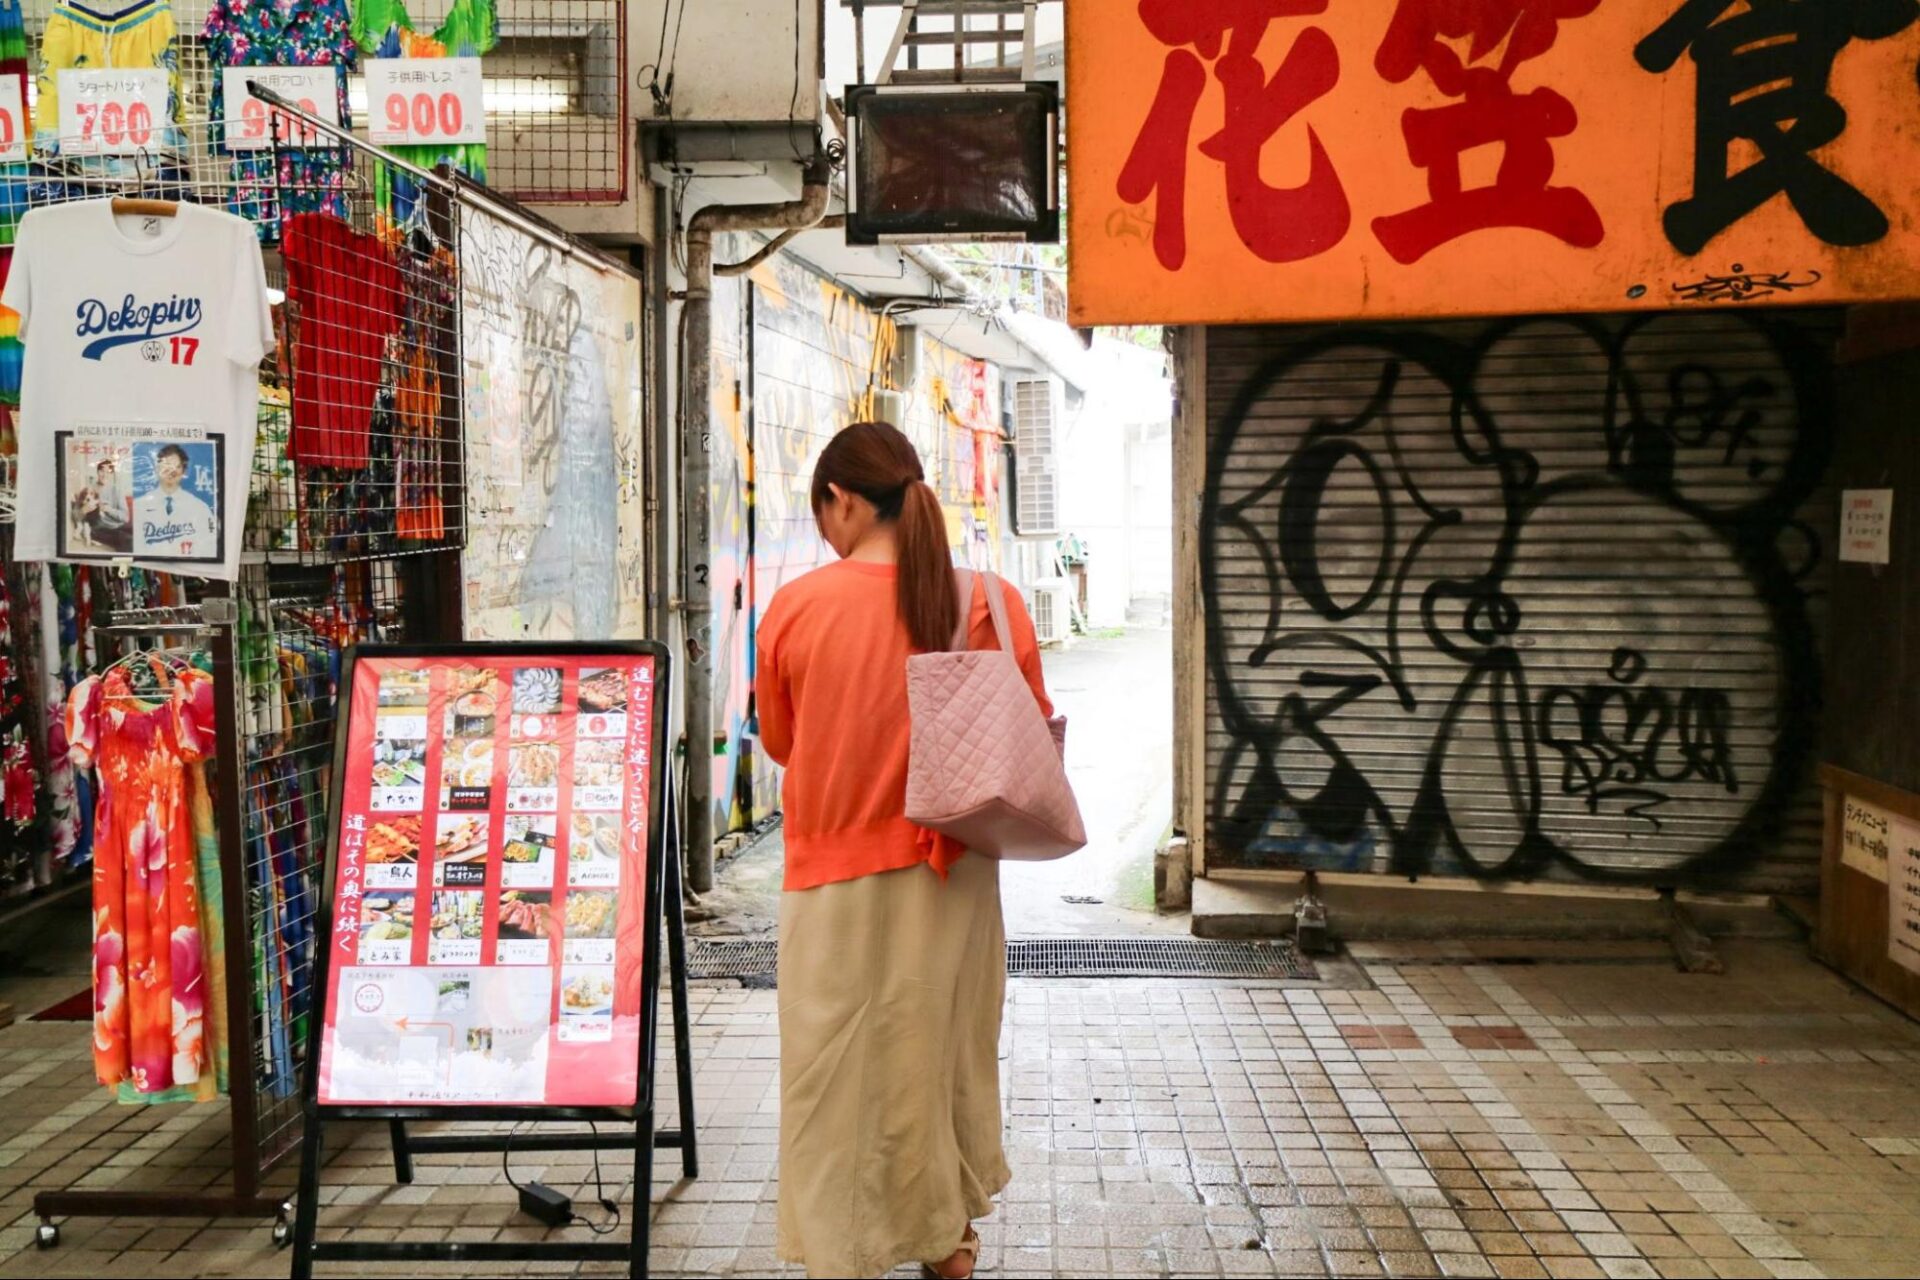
(17, 76), (469, 1245)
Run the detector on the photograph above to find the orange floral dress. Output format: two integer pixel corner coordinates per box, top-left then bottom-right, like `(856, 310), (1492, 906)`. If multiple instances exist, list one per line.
(68, 661), (216, 1101)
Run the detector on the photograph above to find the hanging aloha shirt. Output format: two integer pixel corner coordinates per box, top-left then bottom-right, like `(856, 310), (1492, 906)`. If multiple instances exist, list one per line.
(204, 0), (358, 244)
(68, 660), (218, 1102)
(351, 0), (497, 239)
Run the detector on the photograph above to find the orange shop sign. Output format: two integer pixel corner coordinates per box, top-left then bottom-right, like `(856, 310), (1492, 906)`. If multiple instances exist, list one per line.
(1066, 0), (1920, 326)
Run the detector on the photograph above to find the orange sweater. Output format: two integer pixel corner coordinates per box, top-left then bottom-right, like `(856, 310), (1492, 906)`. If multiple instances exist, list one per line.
(754, 560), (1053, 891)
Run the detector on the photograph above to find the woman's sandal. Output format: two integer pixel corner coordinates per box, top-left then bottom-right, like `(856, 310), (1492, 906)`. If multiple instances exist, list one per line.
(920, 1225), (980, 1279)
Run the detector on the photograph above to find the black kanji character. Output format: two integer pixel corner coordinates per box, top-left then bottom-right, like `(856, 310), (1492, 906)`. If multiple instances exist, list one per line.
(1636, 0), (1920, 254)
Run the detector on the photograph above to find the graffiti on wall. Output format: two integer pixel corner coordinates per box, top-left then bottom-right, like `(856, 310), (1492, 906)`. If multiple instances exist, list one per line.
(704, 247), (1010, 834)
(1203, 313), (1832, 887)
(912, 343), (1005, 569)
(459, 204), (646, 641)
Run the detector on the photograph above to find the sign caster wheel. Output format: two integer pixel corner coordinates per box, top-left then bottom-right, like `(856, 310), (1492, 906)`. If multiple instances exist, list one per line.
(35, 1221), (57, 1249)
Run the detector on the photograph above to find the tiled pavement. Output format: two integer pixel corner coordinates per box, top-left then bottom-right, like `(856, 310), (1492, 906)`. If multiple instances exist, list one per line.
(0, 939), (1917, 1278)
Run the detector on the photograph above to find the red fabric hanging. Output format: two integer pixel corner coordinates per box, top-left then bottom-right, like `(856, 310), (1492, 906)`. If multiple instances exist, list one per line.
(282, 213), (403, 469)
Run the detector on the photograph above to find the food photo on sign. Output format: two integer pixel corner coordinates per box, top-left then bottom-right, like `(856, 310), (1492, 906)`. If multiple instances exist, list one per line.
(314, 650), (665, 1118)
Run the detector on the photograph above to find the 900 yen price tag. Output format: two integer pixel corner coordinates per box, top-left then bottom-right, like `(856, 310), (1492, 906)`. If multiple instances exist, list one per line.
(221, 66), (342, 151)
(57, 68), (170, 157)
(364, 57), (486, 147)
(0, 77), (26, 163)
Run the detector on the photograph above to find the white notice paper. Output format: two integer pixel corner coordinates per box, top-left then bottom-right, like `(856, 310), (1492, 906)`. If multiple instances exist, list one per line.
(1842, 795), (1893, 883)
(1841, 489), (1893, 565)
(1889, 817), (1920, 976)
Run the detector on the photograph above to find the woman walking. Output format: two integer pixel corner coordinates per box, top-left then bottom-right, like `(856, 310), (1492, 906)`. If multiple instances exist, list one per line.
(754, 421), (1052, 1278)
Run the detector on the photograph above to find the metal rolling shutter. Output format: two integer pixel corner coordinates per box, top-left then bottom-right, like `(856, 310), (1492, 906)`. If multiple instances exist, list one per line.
(1202, 312), (1839, 893)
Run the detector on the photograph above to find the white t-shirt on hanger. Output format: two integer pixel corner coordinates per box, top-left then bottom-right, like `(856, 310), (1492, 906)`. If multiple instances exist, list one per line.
(4, 199), (275, 580)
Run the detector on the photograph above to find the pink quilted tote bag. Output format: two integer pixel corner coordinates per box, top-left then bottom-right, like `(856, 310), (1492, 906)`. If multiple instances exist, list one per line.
(905, 569), (1086, 861)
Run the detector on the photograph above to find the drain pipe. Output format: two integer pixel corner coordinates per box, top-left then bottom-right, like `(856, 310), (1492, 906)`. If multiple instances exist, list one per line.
(681, 159), (832, 894)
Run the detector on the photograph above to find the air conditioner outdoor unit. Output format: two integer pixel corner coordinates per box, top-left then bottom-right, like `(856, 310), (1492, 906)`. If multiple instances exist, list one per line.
(1031, 579), (1071, 645)
(1010, 376), (1062, 536)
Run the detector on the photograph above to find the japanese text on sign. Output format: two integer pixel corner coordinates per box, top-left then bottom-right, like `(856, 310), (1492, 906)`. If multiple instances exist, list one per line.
(57, 69), (170, 158)
(1889, 816), (1920, 977)
(1843, 796), (1893, 884)
(364, 57), (485, 147)
(221, 66), (342, 151)
(1840, 489), (1894, 566)
(316, 653), (658, 1109)
(1068, 1), (1920, 325)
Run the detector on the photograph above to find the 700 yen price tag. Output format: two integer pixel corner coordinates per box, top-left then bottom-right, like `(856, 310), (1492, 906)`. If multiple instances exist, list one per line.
(0, 77), (26, 163)
(57, 68), (170, 157)
(364, 57), (485, 147)
(221, 66), (342, 151)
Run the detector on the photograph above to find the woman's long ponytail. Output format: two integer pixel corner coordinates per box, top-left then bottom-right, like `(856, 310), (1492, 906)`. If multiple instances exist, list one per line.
(811, 421), (959, 652)
(896, 478), (958, 652)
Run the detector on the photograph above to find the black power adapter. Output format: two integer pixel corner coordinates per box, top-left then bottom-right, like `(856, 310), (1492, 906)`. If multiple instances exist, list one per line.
(517, 1181), (574, 1228)
(504, 1123), (622, 1236)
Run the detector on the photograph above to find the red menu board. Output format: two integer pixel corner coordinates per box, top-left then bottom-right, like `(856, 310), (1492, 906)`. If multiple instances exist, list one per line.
(316, 652), (659, 1107)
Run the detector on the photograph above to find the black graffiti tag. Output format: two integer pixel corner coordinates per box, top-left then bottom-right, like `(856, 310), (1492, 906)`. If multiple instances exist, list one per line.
(1537, 647), (1737, 832)
(1202, 312), (1832, 887)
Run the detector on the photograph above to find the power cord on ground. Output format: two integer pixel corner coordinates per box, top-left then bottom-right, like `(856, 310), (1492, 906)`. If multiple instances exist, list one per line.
(502, 1122), (622, 1236)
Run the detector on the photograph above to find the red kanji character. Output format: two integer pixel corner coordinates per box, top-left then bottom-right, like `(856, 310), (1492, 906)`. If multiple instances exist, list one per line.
(1118, 0), (1351, 271)
(1371, 0), (1604, 265)
(1377, 0), (1599, 91)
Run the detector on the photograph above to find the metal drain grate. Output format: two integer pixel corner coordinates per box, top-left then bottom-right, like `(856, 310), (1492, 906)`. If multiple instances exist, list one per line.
(688, 938), (780, 979)
(688, 937), (1315, 981)
(1007, 938), (1313, 979)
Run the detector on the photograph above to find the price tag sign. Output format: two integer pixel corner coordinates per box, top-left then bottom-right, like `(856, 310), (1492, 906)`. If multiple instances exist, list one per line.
(57, 68), (170, 157)
(365, 57), (485, 148)
(221, 66), (341, 151)
(0, 77), (27, 163)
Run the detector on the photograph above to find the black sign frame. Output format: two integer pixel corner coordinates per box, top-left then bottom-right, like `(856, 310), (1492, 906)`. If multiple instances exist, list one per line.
(288, 641), (695, 1280)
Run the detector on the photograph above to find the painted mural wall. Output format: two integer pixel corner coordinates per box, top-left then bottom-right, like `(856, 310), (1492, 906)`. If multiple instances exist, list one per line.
(459, 204), (648, 641)
(705, 243), (1012, 834)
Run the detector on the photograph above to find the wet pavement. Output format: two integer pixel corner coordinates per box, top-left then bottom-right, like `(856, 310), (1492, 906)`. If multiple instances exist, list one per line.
(693, 624), (1180, 940)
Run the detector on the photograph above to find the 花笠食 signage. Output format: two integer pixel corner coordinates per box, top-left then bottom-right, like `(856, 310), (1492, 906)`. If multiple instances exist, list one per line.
(1067, 1), (1920, 326)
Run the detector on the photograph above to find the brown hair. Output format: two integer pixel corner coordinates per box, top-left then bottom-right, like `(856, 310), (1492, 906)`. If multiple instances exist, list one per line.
(811, 421), (958, 651)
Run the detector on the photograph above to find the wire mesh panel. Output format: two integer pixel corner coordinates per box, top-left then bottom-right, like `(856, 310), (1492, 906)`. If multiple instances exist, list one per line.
(0, 117), (466, 563)
(263, 119), (468, 565)
(473, 0), (628, 205)
(233, 558), (422, 1166)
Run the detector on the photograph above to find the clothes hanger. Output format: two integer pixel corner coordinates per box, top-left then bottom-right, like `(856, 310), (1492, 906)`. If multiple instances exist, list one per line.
(110, 196), (177, 219)
(98, 644), (198, 699)
(111, 150), (176, 219)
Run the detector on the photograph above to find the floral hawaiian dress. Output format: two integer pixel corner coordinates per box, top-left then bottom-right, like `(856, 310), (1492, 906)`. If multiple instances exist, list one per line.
(204, 0), (358, 243)
(68, 660), (217, 1101)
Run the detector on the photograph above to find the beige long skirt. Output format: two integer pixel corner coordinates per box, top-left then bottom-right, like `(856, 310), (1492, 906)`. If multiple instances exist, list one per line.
(775, 854), (1010, 1278)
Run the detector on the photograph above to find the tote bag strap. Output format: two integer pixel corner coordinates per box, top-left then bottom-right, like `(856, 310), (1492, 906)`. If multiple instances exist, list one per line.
(948, 567), (1016, 654)
(949, 568), (976, 651)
